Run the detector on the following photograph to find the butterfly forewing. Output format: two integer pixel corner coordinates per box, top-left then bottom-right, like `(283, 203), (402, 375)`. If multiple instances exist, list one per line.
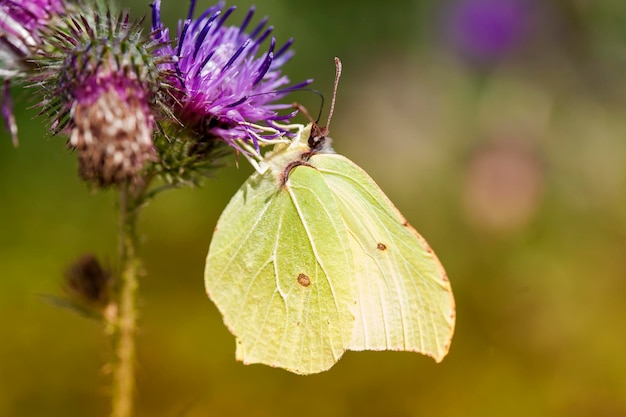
(205, 163), (355, 374)
(311, 153), (455, 362)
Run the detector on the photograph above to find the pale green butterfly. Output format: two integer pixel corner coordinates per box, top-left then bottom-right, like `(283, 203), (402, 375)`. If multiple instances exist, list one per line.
(205, 59), (455, 375)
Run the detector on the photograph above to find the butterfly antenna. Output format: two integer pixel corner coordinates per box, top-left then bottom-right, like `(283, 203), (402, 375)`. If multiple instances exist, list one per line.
(293, 102), (316, 124)
(325, 57), (342, 132)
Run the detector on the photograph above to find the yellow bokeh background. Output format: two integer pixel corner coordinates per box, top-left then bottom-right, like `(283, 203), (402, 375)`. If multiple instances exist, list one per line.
(2, 0), (626, 415)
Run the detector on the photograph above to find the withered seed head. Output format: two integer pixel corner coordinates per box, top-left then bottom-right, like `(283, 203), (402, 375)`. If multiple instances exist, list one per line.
(32, 7), (174, 188)
(71, 86), (155, 187)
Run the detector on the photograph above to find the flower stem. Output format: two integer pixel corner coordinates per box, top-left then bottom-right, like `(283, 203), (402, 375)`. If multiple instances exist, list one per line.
(110, 182), (141, 417)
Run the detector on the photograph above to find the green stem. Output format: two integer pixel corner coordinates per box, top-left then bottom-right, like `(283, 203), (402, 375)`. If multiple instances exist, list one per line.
(109, 182), (141, 417)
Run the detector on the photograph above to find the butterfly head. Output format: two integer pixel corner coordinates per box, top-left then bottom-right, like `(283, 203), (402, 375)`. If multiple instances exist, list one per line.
(308, 123), (330, 151)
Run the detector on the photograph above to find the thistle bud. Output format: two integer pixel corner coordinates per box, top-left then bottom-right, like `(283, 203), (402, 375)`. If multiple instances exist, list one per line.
(64, 253), (111, 310)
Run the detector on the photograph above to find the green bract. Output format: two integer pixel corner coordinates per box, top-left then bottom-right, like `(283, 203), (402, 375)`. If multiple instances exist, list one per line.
(205, 124), (455, 374)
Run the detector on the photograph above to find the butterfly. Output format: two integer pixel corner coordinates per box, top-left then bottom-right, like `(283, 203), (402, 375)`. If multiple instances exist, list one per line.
(205, 59), (455, 374)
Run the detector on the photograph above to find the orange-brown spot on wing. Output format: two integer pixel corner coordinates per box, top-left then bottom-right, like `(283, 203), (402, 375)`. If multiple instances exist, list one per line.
(377, 243), (387, 251)
(297, 273), (311, 287)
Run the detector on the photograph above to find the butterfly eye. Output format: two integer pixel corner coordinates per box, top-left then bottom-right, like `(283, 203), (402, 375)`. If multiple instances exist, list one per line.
(307, 134), (323, 149)
(308, 125), (329, 150)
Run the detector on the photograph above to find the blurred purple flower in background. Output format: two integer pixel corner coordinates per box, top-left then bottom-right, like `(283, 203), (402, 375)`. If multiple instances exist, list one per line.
(444, 0), (532, 63)
(151, 0), (310, 155)
(463, 136), (544, 233)
(0, 0), (66, 144)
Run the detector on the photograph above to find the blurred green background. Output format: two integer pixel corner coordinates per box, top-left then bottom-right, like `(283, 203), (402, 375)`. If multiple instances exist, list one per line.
(2, 0), (626, 415)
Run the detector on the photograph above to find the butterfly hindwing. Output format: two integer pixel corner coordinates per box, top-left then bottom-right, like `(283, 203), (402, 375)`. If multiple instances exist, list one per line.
(311, 153), (455, 361)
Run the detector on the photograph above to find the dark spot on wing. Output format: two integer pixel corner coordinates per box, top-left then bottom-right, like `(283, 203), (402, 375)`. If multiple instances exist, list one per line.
(297, 273), (311, 287)
(377, 243), (387, 251)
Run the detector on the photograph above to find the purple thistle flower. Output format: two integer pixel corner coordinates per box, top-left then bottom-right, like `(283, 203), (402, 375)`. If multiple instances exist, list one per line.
(0, 0), (65, 74)
(151, 0), (311, 155)
(0, 0), (67, 145)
